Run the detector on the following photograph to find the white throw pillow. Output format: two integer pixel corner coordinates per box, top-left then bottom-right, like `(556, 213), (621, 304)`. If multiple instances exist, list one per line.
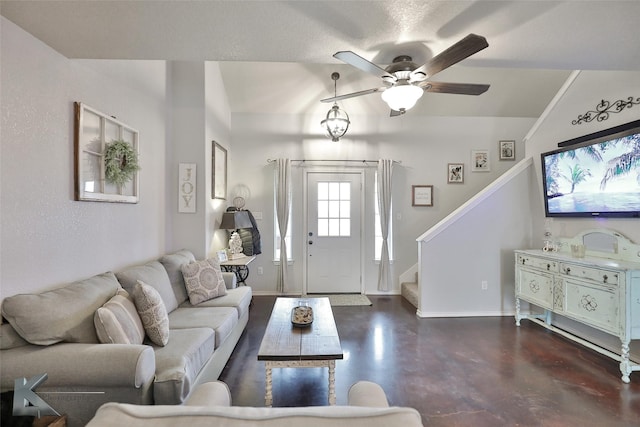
(181, 258), (227, 305)
(132, 281), (169, 346)
(94, 289), (145, 345)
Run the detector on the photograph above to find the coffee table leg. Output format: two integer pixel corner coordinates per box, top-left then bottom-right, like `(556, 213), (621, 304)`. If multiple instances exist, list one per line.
(265, 362), (273, 407)
(328, 360), (336, 405)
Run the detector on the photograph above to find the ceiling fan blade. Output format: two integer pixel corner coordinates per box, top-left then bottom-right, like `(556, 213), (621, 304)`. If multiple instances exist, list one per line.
(411, 34), (489, 80)
(334, 51), (396, 80)
(321, 87), (386, 103)
(419, 81), (490, 95)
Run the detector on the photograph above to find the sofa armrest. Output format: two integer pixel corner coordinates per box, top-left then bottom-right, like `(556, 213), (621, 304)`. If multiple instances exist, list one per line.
(183, 381), (231, 407)
(348, 381), (389, 407)
(0, 343), (155, 390)
(222, 272), (237, 289)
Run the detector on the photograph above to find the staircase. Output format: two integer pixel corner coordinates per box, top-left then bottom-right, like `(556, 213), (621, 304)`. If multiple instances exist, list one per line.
(401, 272), (418, 309)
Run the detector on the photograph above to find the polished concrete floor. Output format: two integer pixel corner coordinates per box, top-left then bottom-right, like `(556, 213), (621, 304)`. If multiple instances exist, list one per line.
(220, 295), (640, 427)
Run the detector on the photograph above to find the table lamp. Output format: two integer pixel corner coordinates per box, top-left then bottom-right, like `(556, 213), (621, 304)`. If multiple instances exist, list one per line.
(219, 211), (253, 259)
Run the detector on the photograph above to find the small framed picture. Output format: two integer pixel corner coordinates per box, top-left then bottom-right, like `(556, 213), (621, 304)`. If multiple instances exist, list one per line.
(471, 149), (490, 172)
(447, 163), (464, 184)
(499, 140), (516, 160)
(412, 185), (433, 207)
(216, 250), (228, 263)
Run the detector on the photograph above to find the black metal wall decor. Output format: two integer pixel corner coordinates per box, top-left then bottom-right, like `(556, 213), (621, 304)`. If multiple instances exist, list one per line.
(572, 96), (640, 125)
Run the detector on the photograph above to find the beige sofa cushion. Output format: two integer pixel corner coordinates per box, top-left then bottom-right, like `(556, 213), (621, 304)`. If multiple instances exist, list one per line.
(95, 290), (145, 345)
(151, 328), (215, 405)
(168, 307), (237, 349)
(159, 250), (196, 305)
(181, 287), (252, 319)
(1, 272), (120, 345)
(0, 323), (28, 350)
(181, 258), (227, 305)
(133, 281), (169, 346)
(116, 261), (179, 313)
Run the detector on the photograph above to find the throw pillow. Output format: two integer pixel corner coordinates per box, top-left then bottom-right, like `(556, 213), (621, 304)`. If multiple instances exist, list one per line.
(181, 258), (227, 305)
(1, 271), (120, 345)
(94, 289), (145, 345)
(132, 281), (169, 346)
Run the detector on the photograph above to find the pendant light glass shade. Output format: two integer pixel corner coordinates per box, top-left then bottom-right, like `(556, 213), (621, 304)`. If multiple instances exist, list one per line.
(321, 104), (350, 142)
(381, 82), (423, 112)
(321, 72), (350, 141)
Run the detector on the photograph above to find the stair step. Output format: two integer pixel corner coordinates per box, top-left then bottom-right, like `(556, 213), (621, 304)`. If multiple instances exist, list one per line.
(401, 282), (418, 309)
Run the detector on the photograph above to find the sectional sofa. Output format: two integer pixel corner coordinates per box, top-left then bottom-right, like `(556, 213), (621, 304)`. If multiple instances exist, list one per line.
(0, 249), (251, 427)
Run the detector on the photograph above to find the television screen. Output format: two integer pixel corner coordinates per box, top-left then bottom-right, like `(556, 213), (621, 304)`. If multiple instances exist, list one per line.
(541, 120), (640, 218)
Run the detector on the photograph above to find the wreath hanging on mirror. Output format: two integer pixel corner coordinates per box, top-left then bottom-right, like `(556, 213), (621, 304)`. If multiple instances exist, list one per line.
(104, 140), (140, 186)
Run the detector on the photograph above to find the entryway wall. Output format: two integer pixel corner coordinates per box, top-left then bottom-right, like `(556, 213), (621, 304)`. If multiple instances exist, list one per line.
(225, 112), (537, 296)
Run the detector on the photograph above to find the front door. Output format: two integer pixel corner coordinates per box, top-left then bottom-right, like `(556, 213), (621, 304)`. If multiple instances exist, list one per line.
(306, 171), (362, 294)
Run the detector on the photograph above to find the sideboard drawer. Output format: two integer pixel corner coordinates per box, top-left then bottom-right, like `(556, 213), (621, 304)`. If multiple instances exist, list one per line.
(517, 268), (554, 310)
(560, 263), (619, 286)
(517, 254), (558, 273)
(563, 279), (618, 335)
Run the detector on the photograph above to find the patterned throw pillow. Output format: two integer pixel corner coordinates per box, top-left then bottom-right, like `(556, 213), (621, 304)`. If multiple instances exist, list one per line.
(181, 258), (227, 305)
(94, 289), (145, 345)
(132, 280), (169, 346)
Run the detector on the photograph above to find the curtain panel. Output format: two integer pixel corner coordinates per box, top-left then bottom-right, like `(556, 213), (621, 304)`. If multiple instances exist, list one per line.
(377, 159), (393, 291)
(275, 158), (291, 293)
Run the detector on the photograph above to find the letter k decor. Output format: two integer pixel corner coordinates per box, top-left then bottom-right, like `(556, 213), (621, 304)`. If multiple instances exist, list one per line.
(13, 374), (60, 417)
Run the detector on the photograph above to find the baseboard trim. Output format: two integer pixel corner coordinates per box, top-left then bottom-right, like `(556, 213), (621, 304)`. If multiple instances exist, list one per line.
(416, 310), (516, 318)
(251, 290), (401, 296)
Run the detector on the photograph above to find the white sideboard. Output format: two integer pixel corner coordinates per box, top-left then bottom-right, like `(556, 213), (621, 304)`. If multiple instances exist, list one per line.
(514, 229), (640, 383)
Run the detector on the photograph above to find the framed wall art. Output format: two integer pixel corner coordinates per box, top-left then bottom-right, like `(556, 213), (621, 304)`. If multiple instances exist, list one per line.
(412, 185), (433, 206)
(447, 163), (464, 184)
(212, 141), (227, 199)
(471, 149), (490, 172)
(499, 140), (516, 160)
(74, 102), (139, 203)
(178, 163), (196, 213)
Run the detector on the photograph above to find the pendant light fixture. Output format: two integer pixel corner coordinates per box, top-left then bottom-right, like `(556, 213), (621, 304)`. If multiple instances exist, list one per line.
(321, 72), (350, 142)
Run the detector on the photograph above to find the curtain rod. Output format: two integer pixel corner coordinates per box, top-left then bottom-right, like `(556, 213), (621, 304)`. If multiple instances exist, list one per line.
(266, 159), (400, 164)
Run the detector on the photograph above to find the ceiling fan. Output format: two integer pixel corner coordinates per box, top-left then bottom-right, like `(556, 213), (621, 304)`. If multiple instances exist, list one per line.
(321, 34), (490, 116)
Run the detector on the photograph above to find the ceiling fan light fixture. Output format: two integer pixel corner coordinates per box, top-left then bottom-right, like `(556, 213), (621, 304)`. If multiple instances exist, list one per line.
(321, 72), (350, 141)
(381, 82), (423, 112)
(321, 103), (350, 142)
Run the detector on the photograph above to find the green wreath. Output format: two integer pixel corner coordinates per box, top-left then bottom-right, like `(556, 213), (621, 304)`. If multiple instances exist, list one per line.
(104, 140), (140, 186)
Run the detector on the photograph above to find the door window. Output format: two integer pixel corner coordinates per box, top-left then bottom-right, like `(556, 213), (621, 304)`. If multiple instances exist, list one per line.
(317, 181), (350, 237)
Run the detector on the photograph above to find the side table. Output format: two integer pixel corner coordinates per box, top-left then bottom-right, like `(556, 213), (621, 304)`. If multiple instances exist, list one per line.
(220, 255), (256, 286)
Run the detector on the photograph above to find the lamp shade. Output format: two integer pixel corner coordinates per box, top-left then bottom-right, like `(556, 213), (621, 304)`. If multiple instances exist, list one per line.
(219, 211), (253, 230)
(381, 83), (423, 112)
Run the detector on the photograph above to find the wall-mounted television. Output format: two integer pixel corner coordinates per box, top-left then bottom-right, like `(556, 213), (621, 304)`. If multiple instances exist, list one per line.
(541, 119), (640, 218)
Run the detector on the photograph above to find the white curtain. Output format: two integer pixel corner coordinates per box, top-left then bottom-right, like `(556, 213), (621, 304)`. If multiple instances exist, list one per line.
(377, 159), (393, 291)
(275, 158), (291, 293)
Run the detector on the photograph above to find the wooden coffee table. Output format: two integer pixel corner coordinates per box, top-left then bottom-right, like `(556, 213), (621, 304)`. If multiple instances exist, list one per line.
(257, 297), (343, 406)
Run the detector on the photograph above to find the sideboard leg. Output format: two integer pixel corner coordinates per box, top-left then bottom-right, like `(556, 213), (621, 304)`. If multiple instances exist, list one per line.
(620, 340), (632, 384)
(515, 297), (521, 326)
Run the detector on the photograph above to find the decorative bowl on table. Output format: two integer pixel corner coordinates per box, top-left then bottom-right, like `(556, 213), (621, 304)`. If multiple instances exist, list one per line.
(291, 306), (313, 327)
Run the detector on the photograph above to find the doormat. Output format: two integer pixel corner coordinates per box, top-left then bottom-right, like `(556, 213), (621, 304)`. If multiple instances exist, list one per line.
(311, 294), (372, 306)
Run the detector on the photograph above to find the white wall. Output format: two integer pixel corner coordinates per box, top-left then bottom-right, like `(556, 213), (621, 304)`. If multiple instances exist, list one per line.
(227, 112), (536, 294)
(525, 70), (640, 246)
(0, 17), (168, 299)
(418, 160), (535, 316)
(524, 69), (640, 360)
(204, 62), (232, 256)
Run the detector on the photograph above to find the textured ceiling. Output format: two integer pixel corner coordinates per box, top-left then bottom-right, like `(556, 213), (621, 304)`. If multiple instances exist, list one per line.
(2, 1), (638, 117)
